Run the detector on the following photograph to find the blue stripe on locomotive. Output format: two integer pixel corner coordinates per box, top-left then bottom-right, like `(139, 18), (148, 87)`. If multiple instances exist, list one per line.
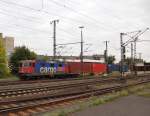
(35, 61), (65, 74)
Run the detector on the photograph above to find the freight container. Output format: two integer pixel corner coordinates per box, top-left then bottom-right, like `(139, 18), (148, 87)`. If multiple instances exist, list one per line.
(92, 63), (106, 74)
(108, 64), (128, 72)
(65, 62), (106, 75)
(66, 62), (92, 74)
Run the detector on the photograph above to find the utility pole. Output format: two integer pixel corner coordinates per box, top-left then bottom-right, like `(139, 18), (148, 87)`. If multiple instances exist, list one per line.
(50, 19), (59, 61)
(79, 26), (84, 76)
(133, 37), (138, 75)
(104, 41), (109, 73)
(131, 43), (133, 63)
(120, 33), (124, 78)
(134, 38), (137, 61)
(131, 43), (133, 73)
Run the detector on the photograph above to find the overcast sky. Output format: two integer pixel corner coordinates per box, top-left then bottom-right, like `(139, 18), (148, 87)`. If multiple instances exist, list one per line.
(0, 0), (150, 61)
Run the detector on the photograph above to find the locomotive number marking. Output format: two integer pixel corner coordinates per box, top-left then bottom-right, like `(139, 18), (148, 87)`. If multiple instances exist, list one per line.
(40, 67), (56, 73)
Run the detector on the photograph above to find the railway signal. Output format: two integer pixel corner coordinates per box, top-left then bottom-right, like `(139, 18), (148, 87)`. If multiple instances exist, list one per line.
(123, 46), (126, 59)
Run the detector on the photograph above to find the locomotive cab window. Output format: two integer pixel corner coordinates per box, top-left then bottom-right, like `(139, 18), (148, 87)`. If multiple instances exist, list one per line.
(23, 62), (30, 67)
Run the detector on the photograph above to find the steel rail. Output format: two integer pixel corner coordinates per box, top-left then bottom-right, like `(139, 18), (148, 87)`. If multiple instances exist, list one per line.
(0, 78), (150, 115)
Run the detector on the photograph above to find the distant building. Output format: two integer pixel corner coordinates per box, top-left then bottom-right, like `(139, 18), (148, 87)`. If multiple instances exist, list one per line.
(0, 33), (14, 58)
(3, 36), (14, 57)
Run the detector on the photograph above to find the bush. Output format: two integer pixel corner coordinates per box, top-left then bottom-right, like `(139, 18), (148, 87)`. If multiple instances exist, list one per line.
(10, 46), (37, 73)
(58, 110), (68, 116)
(0, 37), (9, 77)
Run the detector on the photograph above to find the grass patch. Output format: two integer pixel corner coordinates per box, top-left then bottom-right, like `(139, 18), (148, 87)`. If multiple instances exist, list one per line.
(40, 83), (150, 116)
(58, 110), (68, 116)
(0, 74), (19, 80)
(108, 71), (121, 77)
(91, 90), (128, 106)
(135, 84), (150, 97)
(137, 91), (150, 97)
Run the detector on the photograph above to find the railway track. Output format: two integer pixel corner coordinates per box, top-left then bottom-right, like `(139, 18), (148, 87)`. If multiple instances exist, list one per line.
(0, 76), (95, 86)
(0, 77), (150, 116)
(0, 77), (119, 99)
(0, 73), (148, 87)
(0, 77), (109, 91)
(0, 77), (148, 100)
(0, 75), (147, 99)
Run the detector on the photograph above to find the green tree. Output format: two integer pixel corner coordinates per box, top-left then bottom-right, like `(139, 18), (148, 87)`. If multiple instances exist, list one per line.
(10, 46), (37, 73)
(107, 55), (115, 64)
(0, 35), (9, 77)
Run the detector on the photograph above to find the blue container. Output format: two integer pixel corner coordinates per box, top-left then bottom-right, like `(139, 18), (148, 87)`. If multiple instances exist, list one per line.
(108, 64), (128, 72)
(108, 64), (118, 72)
(122, 65), (128, 72)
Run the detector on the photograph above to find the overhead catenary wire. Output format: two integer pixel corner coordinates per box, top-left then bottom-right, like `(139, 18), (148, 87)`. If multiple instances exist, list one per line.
(0, 22), (80, 42)
(0, 12), (78, 40)
(0, 9), (42, 24)
(0, 5), (41, 21)
(61, 0), (122, 21)
(0, 0), (122, 51)
(0, 22), (51, 35)
(47, 0), (119, 31)
(0, 0), (95, 26)
(1, 0), (147, 59)
(0, 0), (118, 31)
(0, 0), (42, 11)
(0, 1), (84, 41)
(0, 7), (80, 39)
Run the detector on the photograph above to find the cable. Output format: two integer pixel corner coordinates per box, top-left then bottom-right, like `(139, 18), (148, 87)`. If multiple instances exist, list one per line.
(0, 0), (112, 31)
(0, 1), (94, 39)
(0, 0), (41, 11)
(0, 10), (41, 24)
(0, 5), (79, 38)
(57, 27), (79, 38)
(0, 0), (83, 24)
(0, 4), (42, 21)
(0, 11), (52, 34)
(48, 0), (118, 30)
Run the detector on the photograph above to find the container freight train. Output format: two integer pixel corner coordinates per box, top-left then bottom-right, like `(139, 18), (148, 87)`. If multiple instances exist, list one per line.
(19, 60), (107, 79)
